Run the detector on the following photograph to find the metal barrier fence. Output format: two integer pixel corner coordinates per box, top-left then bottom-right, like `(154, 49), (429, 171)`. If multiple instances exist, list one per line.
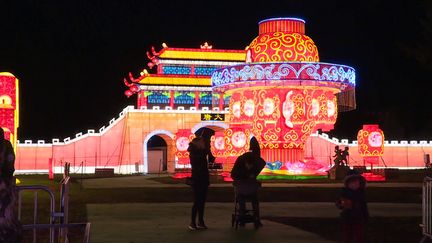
(17, 185), (56, 242)
(21, 223), (91, 243)
(16, 175), (90, 243)
(422, 177), (432, 240)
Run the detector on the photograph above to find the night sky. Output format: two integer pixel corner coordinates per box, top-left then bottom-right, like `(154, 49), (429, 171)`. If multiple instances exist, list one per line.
(1, 0), (431, 141)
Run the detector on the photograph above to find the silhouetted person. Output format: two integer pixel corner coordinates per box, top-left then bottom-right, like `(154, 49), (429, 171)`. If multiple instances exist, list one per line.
(187, 137), (209, 230)
(0, 128), (15, 182)
(336, 171), (369, 243)
(231, 141), (266, 228)
(0, 127), (21, 243)
(334, 145), (347, 167)
(341, 147), (349, 166)
(0, 127), (15, 217)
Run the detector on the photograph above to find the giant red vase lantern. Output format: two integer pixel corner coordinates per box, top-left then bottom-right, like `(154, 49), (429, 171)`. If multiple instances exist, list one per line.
(357, 125), (384, 168)
(212, 17), (356, 175)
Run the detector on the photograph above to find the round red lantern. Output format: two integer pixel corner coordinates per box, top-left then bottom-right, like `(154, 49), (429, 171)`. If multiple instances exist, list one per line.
(124, 90), (133, 97)
(130, 85), (139, 93)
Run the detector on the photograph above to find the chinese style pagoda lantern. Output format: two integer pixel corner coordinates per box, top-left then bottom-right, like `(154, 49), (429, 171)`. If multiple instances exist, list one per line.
(357, 124), (384, 167)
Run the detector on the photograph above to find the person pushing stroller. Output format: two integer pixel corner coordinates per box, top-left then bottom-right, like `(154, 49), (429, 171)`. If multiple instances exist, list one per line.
(230, 141), (266, 228)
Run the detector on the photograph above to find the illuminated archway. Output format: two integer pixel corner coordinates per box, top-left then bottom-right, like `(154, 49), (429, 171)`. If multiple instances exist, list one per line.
(0, 95), (12, 108)
(142, 129), (175, 174)
(191, 121), (228, 134)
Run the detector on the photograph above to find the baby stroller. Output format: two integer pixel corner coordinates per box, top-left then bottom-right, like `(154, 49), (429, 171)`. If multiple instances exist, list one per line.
(231, 179), (261, 229)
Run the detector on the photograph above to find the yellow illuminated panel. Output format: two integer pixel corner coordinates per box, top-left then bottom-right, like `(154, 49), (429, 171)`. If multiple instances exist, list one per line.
(14, 77), (19, 151)
(159, 49), (246, 61)
(0, 72), (19, 151)
(138, 76), (211, 86)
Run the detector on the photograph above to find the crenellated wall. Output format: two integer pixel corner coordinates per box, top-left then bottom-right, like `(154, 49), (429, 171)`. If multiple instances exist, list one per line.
(15, 105), (228, 174)
(15, 106), (432, 174)
(305, 133), (432, 169)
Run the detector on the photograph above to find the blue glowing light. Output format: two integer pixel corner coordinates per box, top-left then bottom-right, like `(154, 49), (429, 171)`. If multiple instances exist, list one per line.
(259, 17), (306, 24)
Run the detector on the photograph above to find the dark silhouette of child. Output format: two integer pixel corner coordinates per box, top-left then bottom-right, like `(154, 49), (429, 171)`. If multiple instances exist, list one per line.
(336, 171), (369, 243)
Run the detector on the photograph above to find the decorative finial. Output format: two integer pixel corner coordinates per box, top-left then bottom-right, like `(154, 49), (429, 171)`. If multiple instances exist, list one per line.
(162, 43), (168, 48)
(200, 42), (212, 49)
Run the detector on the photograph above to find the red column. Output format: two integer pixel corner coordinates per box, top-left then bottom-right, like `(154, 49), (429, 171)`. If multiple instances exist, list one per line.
(218, 93), (224, 110)
(48, 158), (54, 180)
(195, 91), (200, 109)
(170, 90), (174, 108)
(139, 91), (148, 108)
(142, 95), (148, 107)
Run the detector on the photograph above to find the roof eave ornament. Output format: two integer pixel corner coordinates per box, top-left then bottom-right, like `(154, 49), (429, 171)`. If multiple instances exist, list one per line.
(200, 42), (212, 49)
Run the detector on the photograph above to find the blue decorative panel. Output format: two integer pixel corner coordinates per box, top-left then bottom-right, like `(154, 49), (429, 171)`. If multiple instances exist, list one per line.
(199, 94), (212, 105)
(224, 95), (231, 105)
(174, 93), (194, 105)
(162, 66), (192, 75)
(148, 92), (170, 104)
(194, 66), (217, 76)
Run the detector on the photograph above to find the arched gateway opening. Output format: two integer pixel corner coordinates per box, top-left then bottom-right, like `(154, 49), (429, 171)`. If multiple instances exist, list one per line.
(143, 130), (175, 174)
(147, 135), (167, 173)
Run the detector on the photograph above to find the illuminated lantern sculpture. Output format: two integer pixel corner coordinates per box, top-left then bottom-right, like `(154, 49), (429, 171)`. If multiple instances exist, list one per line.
(174, 129), (194, 165)
(210, 131), (226, 163)
(0, 72), (19, 149)
(212, 18), (356, 175)
(357, 124), (385, 168)
(224, 125), (250, 157)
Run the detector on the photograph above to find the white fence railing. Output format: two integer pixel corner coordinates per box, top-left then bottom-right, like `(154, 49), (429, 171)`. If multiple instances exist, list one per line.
(422, 177), (432, 240)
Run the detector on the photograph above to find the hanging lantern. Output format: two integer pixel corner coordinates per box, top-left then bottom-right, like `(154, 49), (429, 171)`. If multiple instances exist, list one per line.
(357, 124), (385, 166)
(210, 131), (226, 163)
(130, 85), (139, 93)
(224, 125), (250, 158)
(124, 90), (133, 97)
(174, 129), (195, 165)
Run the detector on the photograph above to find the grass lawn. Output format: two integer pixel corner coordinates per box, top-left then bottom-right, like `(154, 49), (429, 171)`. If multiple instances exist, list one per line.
(17, 175), (88, 242)
(264, 216), (423, 243)
(149, 174), (338, 184)
(147, 168), (432, 184)
(14, 174), (427, 242)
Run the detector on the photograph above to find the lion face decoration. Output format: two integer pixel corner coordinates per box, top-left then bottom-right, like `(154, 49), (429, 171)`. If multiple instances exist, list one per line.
(282, 91), (295, 128)
(233, 101), (241, 118)
(244, 99), (255, 117)
(311, 99), (319, 117)
(263, 98), (275, 116)
(231, 131), (247, 148)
